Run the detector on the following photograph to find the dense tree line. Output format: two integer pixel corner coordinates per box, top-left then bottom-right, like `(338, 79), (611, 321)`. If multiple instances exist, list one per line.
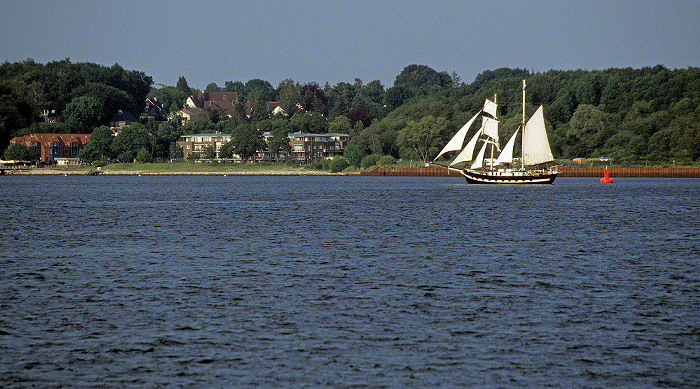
(350, 66), (700, 165)
(2, 58), (699, 166)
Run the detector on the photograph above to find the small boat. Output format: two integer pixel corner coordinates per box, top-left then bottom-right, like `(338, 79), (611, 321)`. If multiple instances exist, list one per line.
(432, 80), (558, 184)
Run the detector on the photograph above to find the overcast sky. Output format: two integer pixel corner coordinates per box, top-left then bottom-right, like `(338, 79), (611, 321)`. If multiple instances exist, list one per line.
(2, 0), (698, 90)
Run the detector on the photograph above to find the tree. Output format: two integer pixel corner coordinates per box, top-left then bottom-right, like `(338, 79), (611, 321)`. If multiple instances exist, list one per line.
(567, 104), (607, 155)
(328, 116), (352, 134)
(396, 115), (449, 164)
(300, 82), (328, 114)
(26, 145), (40, 162)
(249, 99), (270, 124)
(329, 86), (352, 118)
(344, 143), (365, 167)
(153, 121), (184, 160)
(3, 142), (28, 160)
(276, 79), (301, 116)
(290, 112), (328, 133)
(202, 145), (216, 160)
(245, 79), (275, 102)
(205, 83), (222, 92)
(148, 86), (188, 113)
(63, 96), (104, 132)
(268, 118), (292, 161)
(135, 146), (150, 163)
(169, 143), (184, 160)
(111, 123), (150, 162)
(393, 64), (452, 95)
(72, 82), (136, 121)
(176, 76), (192, 96)
(78, 125), (113, 162)
(227, 123), (264, 162)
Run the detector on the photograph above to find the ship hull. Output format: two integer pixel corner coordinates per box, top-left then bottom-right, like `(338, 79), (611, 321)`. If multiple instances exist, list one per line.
(460, 169), (557, 184)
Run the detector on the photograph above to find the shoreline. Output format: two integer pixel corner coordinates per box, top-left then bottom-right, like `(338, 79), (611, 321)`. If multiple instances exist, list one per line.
(3, 166), (700, 178)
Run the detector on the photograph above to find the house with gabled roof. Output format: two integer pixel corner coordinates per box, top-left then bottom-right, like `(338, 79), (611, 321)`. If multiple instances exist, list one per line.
(144, 98), (166, 119)
(109, 110), (138, 134)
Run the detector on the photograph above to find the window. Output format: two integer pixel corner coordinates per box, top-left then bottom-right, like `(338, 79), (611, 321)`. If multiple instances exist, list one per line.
(49, 142), (59, 161)
(69, 142), (79, 157)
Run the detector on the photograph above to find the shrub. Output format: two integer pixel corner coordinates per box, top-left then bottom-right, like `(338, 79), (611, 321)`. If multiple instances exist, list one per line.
(330, 156), (350, 173)
(361, 154), (381, 169)
(378, 155), (397, 165)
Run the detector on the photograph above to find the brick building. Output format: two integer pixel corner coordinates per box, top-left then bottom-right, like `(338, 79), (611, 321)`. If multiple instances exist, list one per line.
(177, 133), (232, 160)
(10, 133), (91, 163)
(287, 132), (348, 163)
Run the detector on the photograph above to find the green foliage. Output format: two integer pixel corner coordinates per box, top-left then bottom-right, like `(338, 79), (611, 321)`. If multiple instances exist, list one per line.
(227, 123), (264, 161)
(396, 115), (449, 164)
(360, 153), (381, 169)
(328, 116), (352, 134)
(4, 142), (28, 160)
(135, 146), (150, 163)
(0, 59), (152, 150)
(202, 145), (216, 160)
(78, 125), (112, 162)
(3, 59), (699, 165)
(111, 123), (150, 162)
(378, 155), (396, 165)
(268, 118), (292, 160)
(169, 143), (184, 160)
(148, 86), (187, 113)
(329, 156), (350, 172)
(344, 144), (365, 167)
(63, 96), (104, 132)
(290, 111), (328, 133)
(176, 76), (191, 96)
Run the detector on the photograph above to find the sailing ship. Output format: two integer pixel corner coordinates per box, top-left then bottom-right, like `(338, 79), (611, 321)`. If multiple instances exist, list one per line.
(432, 79), (558, 184)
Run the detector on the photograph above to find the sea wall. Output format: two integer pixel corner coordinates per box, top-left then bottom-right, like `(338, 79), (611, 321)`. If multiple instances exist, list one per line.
(362, 167), (700, 178)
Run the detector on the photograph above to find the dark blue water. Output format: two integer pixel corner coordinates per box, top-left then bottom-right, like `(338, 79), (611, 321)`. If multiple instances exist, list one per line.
(1, 175), (698, 388)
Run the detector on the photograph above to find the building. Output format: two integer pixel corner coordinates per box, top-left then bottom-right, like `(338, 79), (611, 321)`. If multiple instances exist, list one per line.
(9, 133), (91, 163)
(109, 110), (138, 134)
(287, 132), (348, 163)
(176, 131), (349, 163)
(172, 106), (205, 124)
(41, 101), (59, 123)
(177, 133), (231, 160)
(183, 92), (281, 120)
(143, 98), (167, 120)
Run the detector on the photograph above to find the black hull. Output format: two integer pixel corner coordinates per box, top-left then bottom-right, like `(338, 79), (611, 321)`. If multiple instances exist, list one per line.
(460, 169), (557, 184)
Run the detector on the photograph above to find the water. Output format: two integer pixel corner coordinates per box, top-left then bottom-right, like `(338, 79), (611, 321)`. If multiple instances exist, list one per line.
(1, 175), (698, 388)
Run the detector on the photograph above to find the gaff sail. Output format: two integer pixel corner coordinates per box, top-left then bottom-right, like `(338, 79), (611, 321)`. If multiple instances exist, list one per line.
(496, 127), (519, 165)
(522, 106), (554, 166)
(434, 110), (481, 161)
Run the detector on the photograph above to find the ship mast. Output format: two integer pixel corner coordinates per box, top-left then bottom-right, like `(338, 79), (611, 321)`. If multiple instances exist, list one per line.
(490, 94), (497, 171)
(521, 79), (526, 170)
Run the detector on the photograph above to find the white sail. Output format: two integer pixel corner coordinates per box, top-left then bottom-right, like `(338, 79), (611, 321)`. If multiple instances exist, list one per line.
(481, 117), (499, 142)
(470, 141), (488, 169)
(496, 127), (519, 164)
(434, 110), (482, 161)
(483, 99), (497, 118)
(449, 127), (481, 166)
(522, 106), (554, 165)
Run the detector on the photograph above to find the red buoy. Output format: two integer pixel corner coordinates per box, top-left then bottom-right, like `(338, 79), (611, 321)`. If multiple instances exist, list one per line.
(600, 166), (613, 183)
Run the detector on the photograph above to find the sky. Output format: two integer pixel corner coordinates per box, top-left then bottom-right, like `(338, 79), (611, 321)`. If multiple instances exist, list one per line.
(2, 0), (699, 90)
